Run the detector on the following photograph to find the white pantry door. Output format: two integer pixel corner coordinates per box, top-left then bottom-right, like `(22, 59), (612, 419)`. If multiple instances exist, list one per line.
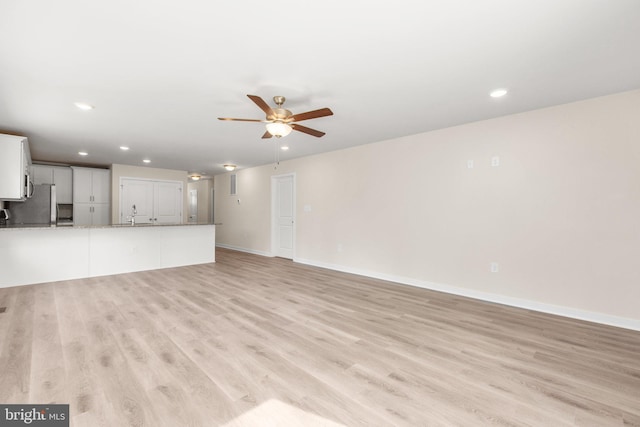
(120, 179), (183, 224)
(120, 179), (154, 224)
(272, 174), (295, 259)
(154, 181), (183, 224)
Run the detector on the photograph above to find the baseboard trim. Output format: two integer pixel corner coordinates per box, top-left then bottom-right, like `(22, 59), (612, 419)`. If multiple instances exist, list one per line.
(294, 257), (640, 332)
(216, 243), (273, 258)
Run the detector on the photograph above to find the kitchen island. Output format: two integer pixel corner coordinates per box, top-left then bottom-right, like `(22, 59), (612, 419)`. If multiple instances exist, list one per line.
(0, 223), (215, 288)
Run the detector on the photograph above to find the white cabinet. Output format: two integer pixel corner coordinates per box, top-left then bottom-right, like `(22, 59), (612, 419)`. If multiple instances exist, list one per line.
(0, 134), (31, 201)
(74, 204), (110, 226)
(55, 168), (73, 204)
(72, 167), (111, 225)
(31, 165), (73, 204)
(73, 167), (110, 203)
(120, 178), (183, 224)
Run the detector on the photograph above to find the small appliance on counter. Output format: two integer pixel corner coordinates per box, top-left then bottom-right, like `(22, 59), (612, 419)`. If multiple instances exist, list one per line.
(0, 208), (9, 225)
(6, 184), (57, 226)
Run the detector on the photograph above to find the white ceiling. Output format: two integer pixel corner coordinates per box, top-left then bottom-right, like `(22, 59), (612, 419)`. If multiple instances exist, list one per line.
(1, 1), (639, 177)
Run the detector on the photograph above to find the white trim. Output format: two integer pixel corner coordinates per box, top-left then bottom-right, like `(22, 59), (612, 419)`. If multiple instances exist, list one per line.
(294, 257), (640, 332)
(216, 243), (273, 258)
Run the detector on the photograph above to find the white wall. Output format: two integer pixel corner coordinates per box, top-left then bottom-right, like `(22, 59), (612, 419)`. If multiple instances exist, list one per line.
(111, 164), (189, 223)
(214, 89), (640, 330)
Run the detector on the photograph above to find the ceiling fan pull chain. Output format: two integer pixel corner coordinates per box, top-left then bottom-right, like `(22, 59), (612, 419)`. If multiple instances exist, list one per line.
(274, 140), (280, 169)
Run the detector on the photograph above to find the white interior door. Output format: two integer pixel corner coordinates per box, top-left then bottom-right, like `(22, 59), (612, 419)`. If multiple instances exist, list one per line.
(155, 181), (183, 224)
(120, 179), (153, 224)
(188, 189), (198, 223)
(272, 174), (295, 259)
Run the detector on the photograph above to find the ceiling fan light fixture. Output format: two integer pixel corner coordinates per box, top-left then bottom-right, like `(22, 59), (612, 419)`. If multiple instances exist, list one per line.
(265, 122), (293, 138)
(224, 164), (236, 171)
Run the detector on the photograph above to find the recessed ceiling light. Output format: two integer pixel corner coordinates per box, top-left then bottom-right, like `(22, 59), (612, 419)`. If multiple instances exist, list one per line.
(78, 151), (88, 156)
(143, 159), (151, 163)
(490, 89), (508, 98)
(280, 145), (289, 151)
(120, 146), (130, 151)
(74, 102), (94, 110)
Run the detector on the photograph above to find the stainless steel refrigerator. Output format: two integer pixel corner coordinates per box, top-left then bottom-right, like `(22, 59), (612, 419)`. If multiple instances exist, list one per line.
(8, 184), (57, 226)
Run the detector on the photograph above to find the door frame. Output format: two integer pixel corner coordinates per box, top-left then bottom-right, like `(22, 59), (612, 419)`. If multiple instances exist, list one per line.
(270, 172), (296, 258)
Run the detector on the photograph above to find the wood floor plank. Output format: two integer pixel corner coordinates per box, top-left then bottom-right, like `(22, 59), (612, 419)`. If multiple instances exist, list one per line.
(54, 281), (113, 427)
(1, 247), (640, 426)
(28, 283), (67, 404)
(0, 286), (35, 403)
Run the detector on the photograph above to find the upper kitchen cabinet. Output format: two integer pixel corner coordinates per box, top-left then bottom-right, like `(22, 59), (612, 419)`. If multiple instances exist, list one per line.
(72, 167), (111, 225)
(31, 164), (73, 204)
(72, 167), (110, 204)
(0, 134), (31, 201)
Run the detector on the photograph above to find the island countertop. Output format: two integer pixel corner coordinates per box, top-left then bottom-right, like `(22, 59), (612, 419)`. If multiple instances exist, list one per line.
(0, 222), (214, 230)
(0, 223), (215, 288)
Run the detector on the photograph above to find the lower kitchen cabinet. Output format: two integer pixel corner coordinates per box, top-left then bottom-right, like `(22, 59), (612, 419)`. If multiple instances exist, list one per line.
(74, 203), (110, 226)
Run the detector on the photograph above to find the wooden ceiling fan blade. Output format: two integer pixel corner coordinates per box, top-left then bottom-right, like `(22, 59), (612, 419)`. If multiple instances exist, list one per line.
(247, 95), (275, 117)
(290, 108), (333, 122)
(218, 117), (266, 122)
(291, 124), (326, 138)
(261, 130), (273, 139)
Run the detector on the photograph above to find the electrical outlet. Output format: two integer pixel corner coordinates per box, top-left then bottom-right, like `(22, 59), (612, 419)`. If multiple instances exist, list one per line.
(467, 160), (474, 169)
(491, 156), (500, 167)
(490, 262), (499, 273)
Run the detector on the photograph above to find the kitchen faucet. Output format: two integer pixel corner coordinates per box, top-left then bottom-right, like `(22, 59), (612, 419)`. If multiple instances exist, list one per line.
(126, 204), (137, 225)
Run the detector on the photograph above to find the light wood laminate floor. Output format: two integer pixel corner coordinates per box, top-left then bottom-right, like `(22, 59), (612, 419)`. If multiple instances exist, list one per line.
(1, 248), (639, 426)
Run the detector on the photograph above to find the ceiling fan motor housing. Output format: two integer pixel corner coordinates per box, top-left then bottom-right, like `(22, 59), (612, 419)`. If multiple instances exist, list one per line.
(269, 108), (293, 122)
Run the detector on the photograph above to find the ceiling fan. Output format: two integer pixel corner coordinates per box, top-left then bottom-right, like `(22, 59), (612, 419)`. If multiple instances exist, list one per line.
(218, 95), (333, 138)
